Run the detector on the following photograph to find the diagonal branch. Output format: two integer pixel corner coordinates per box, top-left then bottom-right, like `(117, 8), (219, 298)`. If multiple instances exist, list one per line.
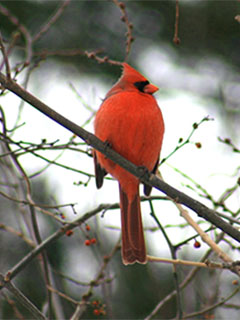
(33, 0), (71, 43)
(2, 204), (106, 283)
(0, 274), (47, 320)
(1, 71), (240, 245)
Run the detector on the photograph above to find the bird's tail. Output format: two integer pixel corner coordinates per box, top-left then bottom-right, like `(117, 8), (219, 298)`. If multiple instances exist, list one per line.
(119, 184), (147, 265)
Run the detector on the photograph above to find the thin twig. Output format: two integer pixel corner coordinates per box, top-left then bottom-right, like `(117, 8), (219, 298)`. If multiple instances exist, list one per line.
(47, 285), (79, 305)
(112, 0), (134, 60)
(144, 231), (229, 320)
(1, 291), (25, 320)
(173, 0), (180, 45)
(0, 32), (11, 78)
(182, 286), (240, 319)
(0, 106), (54, 317)
(0, 223), (35, 247)
(2, 204), (105, 283)
(0, 32), (20, 72)
(0, 4), (32, 65)
(0, 72), (240, 245)
(35, 48), (121, 66)
(176, 203), (233, 263)
(70, 238), (121, 319)
(161, 116), (213, 165)
(157, 171), (236, 268)
(147, 255), (229, 270)
(0, 274), (47, 320)
(33, 0), (71, 42)
(149, 199), (182, 319)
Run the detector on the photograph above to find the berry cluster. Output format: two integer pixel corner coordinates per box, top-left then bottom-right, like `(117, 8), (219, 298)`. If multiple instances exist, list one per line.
(85, 238), (97, 246)
(92, 300), (106, 316)
(58, 213), (75, 237)
(84, 224), (97, 246)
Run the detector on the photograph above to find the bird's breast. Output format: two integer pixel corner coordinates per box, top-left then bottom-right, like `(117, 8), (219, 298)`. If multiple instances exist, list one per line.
(94, 91), (164, 188)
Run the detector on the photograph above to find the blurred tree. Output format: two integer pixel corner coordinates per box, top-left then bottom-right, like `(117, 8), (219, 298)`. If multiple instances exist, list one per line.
(0, 1), (240, 319)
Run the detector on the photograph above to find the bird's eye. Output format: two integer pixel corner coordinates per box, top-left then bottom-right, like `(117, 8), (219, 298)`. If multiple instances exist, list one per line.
(134, 81), (150, 92)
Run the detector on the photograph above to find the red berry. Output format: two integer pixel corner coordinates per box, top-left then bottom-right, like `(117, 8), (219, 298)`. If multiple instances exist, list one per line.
(195, 142), (202, 149)
(85, 239), (91, 246)
(194, 240), (201, 248)
(99, 308), (106, 315)
(93, 309), (101, 316)
(65, 230), (73, 237)
(91, 238), (97, 244)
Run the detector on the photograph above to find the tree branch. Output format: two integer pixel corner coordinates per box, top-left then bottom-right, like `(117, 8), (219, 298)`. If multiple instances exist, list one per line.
(0, 274), (47, 320)
(1, 71), (240, 245)
(2, 204), (105, 283)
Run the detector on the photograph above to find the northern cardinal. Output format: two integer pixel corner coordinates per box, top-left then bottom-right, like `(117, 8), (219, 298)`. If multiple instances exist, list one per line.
(93, 63), (164, 265)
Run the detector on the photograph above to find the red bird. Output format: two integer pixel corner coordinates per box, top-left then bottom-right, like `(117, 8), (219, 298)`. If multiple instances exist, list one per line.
(93, 63), (164, 265)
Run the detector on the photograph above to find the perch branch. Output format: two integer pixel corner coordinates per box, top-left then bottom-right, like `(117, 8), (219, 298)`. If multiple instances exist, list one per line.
(1, 71), (240, 245)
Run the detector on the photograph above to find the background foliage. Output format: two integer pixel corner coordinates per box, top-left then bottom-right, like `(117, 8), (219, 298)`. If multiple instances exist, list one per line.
(0, 0), (240, 319)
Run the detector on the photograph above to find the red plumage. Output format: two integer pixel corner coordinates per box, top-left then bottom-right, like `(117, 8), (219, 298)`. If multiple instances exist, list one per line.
(94, 63), (164, 265)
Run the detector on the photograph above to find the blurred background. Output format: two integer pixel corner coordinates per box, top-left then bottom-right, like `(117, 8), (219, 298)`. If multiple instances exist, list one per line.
(0, 0), (240, 319)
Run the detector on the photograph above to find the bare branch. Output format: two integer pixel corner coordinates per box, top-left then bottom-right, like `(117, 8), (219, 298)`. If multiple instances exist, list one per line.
(0, 32), (11, 78)
(173, 0), (181, 45)
(112, 0), (134, 60)
(1, 71), (240, 246)
(182, 286), (240, 319)
(0, 4), (32, 65)
(2, 204), (105, 283)
(33, 0), (72, 43)
(0, 274), (47, 320)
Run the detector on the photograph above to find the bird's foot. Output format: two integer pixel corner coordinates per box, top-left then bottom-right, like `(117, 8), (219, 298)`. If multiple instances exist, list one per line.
(137, 165), (150, 181)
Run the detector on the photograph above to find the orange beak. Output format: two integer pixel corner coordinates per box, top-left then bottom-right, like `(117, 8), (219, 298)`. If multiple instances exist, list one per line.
(143, 83), (159, 94)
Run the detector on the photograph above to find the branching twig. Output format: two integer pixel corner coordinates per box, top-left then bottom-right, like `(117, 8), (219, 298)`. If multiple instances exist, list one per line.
(173, 0), (180, 45)
(0, 32), (11, 78)
(112, 0), (134, 60)
(0, 274), (47, 320)
(161, 116), (213, 165)
(0, 223), (35, 247)
(218, 136), (240, 153)
(0, 106), (54, 316)
(70, 238), (120, 319)
(0, 71), (240, 245)
(147, 256), (234, 270)
(35, 48), (121, 66)
(149, 200), (183, 319)
(176, 203), (233, 264)
(157, 169), (239, 274)
(182, 286), (240, 319)
(145, 231), (229, 320)
(2, 204), (105, 283)
(33, 0), (71, 43)
(0, 4), (32, 65)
